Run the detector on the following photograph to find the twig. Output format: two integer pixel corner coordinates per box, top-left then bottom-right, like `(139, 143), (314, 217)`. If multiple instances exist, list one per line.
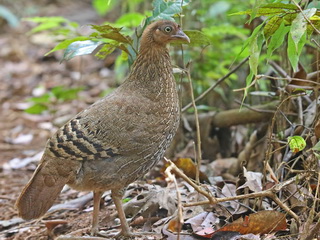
(269, 60), (291, 79)
(182, 57), (249, 112)
(311, 39), (320, 49)
(185, 62), (202, 184)
(164, 158), (217, 204)
(165, 160), (183, 240)
(291, 0), (320, 35)
(234, 99), (276, 113)
(260, 74), (320, 86)
(299, 171), (320, 240)
(164, 158), (304, 223)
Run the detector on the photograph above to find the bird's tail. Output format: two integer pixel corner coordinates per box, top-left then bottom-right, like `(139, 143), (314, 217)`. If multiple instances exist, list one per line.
(15, 155), (72, 220)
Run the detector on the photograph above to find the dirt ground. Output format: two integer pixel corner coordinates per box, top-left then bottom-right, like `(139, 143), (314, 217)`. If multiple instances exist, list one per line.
(0, 1), (136, 239)
(1, 1), (320, 240)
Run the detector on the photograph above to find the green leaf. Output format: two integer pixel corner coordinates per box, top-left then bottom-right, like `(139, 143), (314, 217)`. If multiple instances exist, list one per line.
(288, 136), (306, 153)
(122, 198), (131, 203)
(62, 40), (103, 61)
(24, 16), (78, 34)
(230, 3), (298, 19)
(29, 21), (62, 34)
(177, 30), (211, 46)
(95, 43), (116, 59)
(91, 24), (132, 44)
(248, 27), (264, 77)
(92, 0), (115, 16)
(149, 0), (190, 21)
(51, 86), (84, 101)
(313, 141), (320, 151)
(28, 93), (51, 104)
(287, 31), (306, 71)
(230, 8), (286, 17)
(115, 13), (145, 28)
(25, 103), (48, 114)
(261, 3), (298, 10)
(249, 0), (263, 23)
(267, 21), (290, 59)
(45, 36), (91, 55)
(235, 22), (264, 61)
(264, 16), (282, 40)
(290, 8), (317, 51)
(245, 70), (254, 91)
(101, 32), (132, 44)
(23, 16), (67, 23)
(91, 24), (122, 34)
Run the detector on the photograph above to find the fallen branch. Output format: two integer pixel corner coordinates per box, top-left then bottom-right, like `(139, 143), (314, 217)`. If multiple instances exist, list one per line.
(185, 101), (278, 128)
(164, 159), (305, 224)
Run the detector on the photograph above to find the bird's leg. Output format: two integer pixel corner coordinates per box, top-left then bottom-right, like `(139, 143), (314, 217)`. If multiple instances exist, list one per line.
(91, 191), (103, 235)
(111, 188), (132, 237)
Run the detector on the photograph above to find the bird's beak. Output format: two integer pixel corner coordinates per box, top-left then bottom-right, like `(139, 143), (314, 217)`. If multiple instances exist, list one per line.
(171, 29), (190, 44)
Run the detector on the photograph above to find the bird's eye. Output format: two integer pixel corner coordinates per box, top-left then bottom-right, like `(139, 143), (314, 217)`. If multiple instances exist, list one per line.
(164, 26), (172, 33)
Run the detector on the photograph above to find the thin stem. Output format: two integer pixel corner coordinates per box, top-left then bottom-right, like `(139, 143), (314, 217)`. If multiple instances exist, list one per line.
(182, 56), (249, 112)
(185, 63), (202, 184)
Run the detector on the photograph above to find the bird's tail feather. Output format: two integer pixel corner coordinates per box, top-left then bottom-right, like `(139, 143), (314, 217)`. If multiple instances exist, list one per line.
(15, 157), (70, 220)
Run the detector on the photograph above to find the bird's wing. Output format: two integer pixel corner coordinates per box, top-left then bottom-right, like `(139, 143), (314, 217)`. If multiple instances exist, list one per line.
(46, 91), (154, 162)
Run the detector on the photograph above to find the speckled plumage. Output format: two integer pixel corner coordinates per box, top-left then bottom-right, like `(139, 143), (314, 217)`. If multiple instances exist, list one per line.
(16, 20), (189, 237)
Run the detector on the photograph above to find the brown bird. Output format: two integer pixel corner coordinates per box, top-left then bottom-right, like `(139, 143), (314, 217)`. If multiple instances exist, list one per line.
(16, 20), (190, 237)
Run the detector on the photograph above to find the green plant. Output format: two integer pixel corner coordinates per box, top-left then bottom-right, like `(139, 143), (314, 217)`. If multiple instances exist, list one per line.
(231, 2), (320, 93)
(25, 86), (84, 114)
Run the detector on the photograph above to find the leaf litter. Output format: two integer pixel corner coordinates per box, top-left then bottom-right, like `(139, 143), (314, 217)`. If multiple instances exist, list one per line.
(0, 1), (319, 240)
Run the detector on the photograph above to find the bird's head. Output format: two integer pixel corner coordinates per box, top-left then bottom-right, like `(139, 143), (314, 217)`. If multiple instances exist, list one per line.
(141, 20), (190, 47)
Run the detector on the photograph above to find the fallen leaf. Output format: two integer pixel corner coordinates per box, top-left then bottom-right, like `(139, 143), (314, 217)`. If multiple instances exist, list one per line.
(48, 192), (93, 212)
(314, 120), (320, 139)
(195, 227), (215, 238)
(185, 211), (217, 233)
(216, 210), (287, 235)
(0, 218), (24, 230)
(163, 158), (209, 183)
(167, 217), (182, 233)
(210, 231), (240, 240)
(5, 133), (33, 145)
(238, 168), (263, 192)
(2, 151), (43, 170)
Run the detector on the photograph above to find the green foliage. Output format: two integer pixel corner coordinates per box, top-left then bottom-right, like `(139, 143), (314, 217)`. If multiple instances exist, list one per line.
(179, 30), (211, 46)
(266, 21), (289, 59)
(25, 86), (84, 114)
(232, 2), (319, 88)
(23, 0), (319, 116)
(45, 36), (92, 56)
(28, 0), (212, 64)
(115, 13), (145, 28)
(24, 16), (79, 36)
(288, 136), (306, 153)
(147, 0), (190, 22)
(92, 0), (114, 16)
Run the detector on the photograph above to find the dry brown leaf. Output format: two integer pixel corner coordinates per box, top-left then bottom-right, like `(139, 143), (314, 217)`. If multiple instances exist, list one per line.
(314, 120), (320, 139)
(216, 210), (287, 235)
(290, 63), (308, 86)
(163, 158), (209, 182)
(185, 211), (217, 233)
(167, 217), (182, 233)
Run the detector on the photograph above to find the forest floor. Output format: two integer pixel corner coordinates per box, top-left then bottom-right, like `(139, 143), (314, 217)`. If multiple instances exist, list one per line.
(0, 1), (129, 239)
(1, 1), (319, 240)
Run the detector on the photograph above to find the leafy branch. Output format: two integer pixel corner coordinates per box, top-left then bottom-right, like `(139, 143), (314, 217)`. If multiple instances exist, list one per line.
(231, 2), (320, 95)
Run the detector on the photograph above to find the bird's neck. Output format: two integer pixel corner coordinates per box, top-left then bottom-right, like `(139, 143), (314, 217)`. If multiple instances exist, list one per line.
(125, 45), (176, 99)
